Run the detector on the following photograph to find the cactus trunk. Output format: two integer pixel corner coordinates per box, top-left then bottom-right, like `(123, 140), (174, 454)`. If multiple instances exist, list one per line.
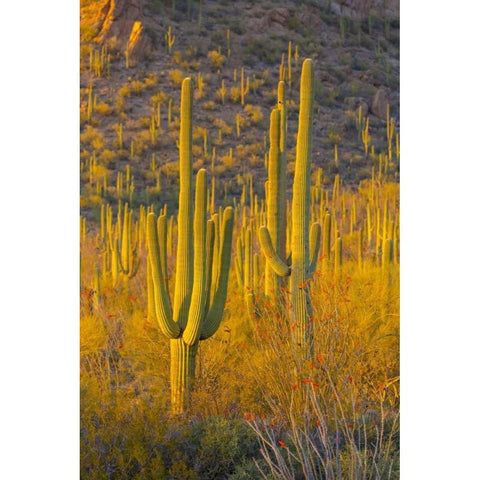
(170, 339), (198, 415)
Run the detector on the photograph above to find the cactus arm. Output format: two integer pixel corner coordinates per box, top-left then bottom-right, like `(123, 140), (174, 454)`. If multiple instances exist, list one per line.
(209, 213), (220, 305)
(277, 81), (287, 259)
(334, 235), (343, 272)
(308, 222), (321, 275)
(120, 203), (130, 273)
(146, 258), (156, 322)
(157, 213), (172, 310)
(234, 253), (244, 288)
(259, 226), (290, 277)
(147, 213), (180, 339)
(111, 235), (119, 285)
(174, 77), (194, 329)
(234, 234), (244, 288)
(204, 219), (215, 309)
(244, 226), (253, 292)
(322, 212), (332, 263)
(129, 251), (140, 278)
(253, 253), (260, 291)
(183, 169), (208, 346)
(200, 206), (234, 340)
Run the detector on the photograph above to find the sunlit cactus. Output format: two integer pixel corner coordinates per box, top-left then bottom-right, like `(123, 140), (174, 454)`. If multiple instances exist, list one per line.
(146, 78), (234, 414)
(334, 235), (343, 274)
(322, 212), (331, 267)
(264, 105), (285, 299)
(234, 221), (258, 319)
(259, 59), (321, 355)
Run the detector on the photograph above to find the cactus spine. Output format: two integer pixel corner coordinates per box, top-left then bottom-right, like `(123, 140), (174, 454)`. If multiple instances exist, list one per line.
(259, 59), (321, 355)
(147, 78), (234, 414)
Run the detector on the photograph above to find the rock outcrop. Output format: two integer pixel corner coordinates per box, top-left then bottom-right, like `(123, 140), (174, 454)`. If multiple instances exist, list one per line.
(370, 88), (390, 120)
(93, 0), (152, 66)
(317, 0), (398, 19)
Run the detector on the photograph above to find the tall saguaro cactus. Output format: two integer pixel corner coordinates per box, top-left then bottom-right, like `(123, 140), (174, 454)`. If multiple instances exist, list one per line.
(146, 78), (234, 414)
(259, 59), (321, 355)
(264, 81), (287, 299)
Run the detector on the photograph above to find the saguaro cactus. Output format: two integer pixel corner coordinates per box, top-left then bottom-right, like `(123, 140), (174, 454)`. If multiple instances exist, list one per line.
(264, 81), (287, 300)
(146, 78), (234, 414)
(259, 59), (321, 355)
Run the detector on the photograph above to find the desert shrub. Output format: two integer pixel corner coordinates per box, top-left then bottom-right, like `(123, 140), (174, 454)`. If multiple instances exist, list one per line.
(339, 51), (352, 66)
(192, 144), (203, 158)
(130, 80), (144, 95)
(173, 50), (183, 64)
(212, 118), (232, 135)
(118, 84), (131, 98)
(80, 126), (104, 151)
(97, 149), (116, 164)
(326, 127), (342, 146)
(203, 100), (216, 111)
(220, 152), (235, 169)
(229, 86), (241, 103)
(227, 19), (245, 35)
(144, 73), (159, 89)
(192, 418), (259, 479)
(94, 101), (112, 116)
(80, 194), (104, 209)
(243, 104), (264, 125)
(248, 154), (263, 168)
(250, 75), (265, 93)
(243, 38), (281, 65)
(208, 49), (226, 69)
(169, 69), (184, 85)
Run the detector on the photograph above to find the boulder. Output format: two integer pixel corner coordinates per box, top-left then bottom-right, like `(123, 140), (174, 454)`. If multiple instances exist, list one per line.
(370, 88), (389, 120)
(268, 8), (290, 27)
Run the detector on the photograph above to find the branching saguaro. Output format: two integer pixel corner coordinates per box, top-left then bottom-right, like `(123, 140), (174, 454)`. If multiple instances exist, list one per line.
(146, 78), (234, 414)
(259, 59), (321, 357)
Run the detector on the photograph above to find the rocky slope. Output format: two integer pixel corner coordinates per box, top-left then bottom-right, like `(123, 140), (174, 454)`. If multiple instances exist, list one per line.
(80, 0), (399, 217)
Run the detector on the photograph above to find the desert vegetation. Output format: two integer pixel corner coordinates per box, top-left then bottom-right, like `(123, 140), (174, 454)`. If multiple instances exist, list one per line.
(80, 1), (399, 478)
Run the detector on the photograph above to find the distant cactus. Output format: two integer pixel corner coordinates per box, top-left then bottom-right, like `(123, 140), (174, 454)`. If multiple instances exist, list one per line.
(104, 202), (138, 286)
(165, 26), (175, 54)
(147, 78), (234, 414)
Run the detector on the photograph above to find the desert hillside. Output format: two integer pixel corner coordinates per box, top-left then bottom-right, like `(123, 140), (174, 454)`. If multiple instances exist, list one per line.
(80, 0), (399, 219)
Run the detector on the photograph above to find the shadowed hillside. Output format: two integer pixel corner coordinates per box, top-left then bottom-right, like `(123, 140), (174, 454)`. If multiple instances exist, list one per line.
(80, 0), (399, 219)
